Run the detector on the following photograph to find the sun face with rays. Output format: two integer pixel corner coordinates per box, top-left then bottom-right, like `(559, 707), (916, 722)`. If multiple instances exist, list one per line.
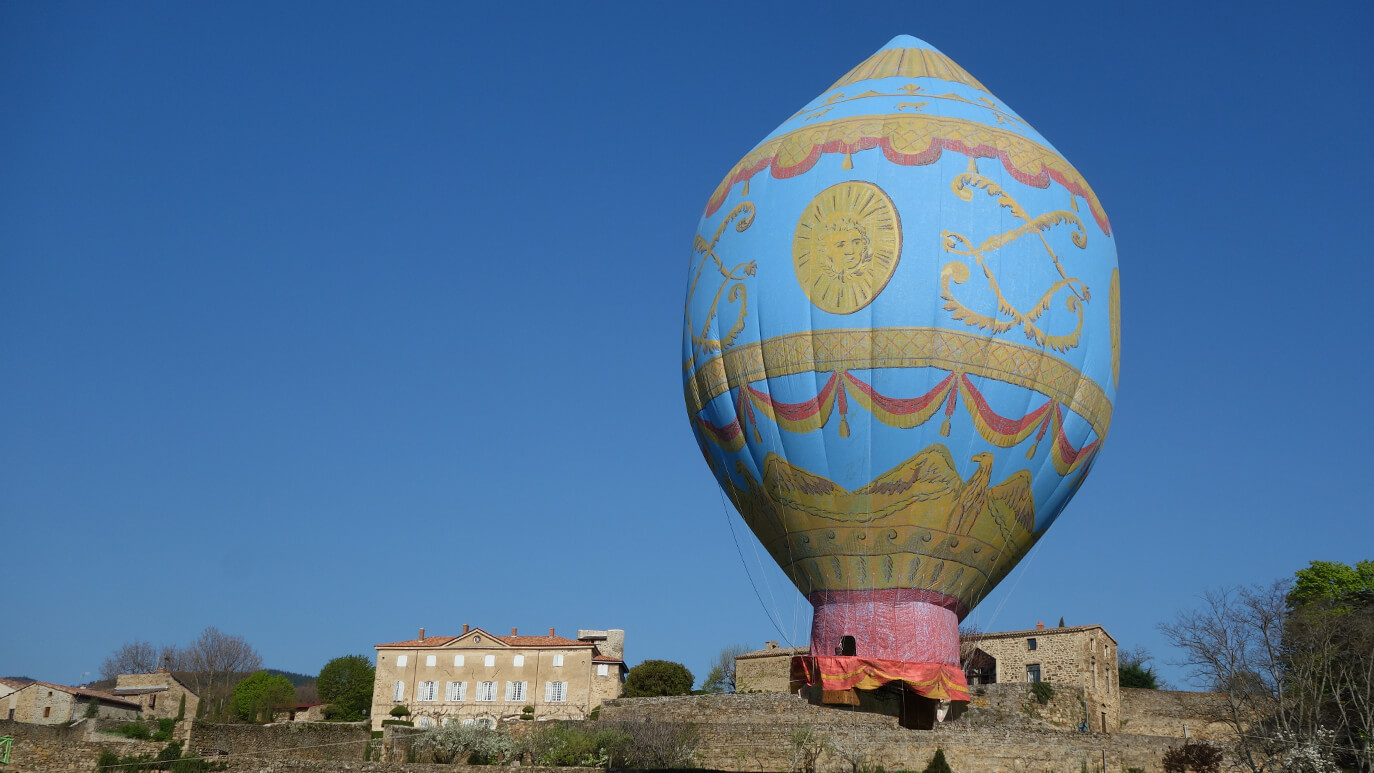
(793, 181), (902, 314)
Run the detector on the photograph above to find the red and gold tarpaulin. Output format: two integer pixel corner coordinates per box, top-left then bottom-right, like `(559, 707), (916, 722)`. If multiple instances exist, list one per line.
(791, 655), (970, 703)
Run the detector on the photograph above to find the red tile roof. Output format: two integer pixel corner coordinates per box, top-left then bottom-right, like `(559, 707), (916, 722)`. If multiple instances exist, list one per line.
(375, 635), (460, 648)
(498, 635), (589, 648)
(592, 654), (625, 663)
(375, 631), (593, 649)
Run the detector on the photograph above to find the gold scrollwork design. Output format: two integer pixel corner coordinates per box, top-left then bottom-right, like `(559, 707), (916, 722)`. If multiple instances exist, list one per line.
(684, 202), (757, 371)
(940, 160), (1090, 353)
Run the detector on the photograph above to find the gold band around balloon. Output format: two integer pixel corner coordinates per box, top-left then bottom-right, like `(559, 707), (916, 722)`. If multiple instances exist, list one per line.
(683, 327), (1112, 441)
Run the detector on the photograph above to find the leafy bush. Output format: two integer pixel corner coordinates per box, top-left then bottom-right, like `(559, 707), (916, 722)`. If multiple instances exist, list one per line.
(622, 660), (695, 697)
(412, 723), (516, 765)
(389, 704), (410, 717)
(116, 722), (152, 739)
(380, 719), (413, 727)
(1030, 681), (1055, 705)
(152, 718), (176, 742)
(524, 722), (632, 767)
(1161, 741), (1223, 773)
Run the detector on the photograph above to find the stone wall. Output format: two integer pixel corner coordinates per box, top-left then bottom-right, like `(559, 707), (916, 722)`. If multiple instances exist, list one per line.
(1118, 688), (1233, 740)
(602, 693), (1203, 773)
(0, 719), (164, 773)
(188, 719), (372, 762)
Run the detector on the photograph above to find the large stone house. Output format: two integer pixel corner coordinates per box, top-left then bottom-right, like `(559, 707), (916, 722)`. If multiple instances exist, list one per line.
(964, 622), (1119, 732)
(371, 625), (626, 730)
(3, 681), (140, 724)
(111, 670), (200, 720)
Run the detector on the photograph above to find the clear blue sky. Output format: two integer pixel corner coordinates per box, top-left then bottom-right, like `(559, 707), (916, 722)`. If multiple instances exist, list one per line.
(2, 1), (1370, 690)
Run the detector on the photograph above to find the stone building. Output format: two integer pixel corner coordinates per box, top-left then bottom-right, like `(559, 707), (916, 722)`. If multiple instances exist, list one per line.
(370, 625), (626, 730)
(966, 622), (1119, 733)
(111, 670), (200, 720)
(735, 642), (809, 694)
(3, 681), (140, 724)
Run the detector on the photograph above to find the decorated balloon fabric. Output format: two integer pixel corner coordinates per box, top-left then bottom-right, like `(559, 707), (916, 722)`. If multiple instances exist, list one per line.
(682, 35), (1119, 702)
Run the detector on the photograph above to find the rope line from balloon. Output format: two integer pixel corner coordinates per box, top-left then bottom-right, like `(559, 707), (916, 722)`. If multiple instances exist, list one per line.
(695, 370), (1098, 476)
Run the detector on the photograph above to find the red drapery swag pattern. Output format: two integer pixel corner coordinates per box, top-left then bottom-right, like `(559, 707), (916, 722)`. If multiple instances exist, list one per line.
(695, 370), (1098, 476)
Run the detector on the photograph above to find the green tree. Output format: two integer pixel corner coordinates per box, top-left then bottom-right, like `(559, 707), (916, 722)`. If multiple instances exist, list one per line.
(1117, 645), (1161, 689)
(1290, 559), (1374, 608)
(316, 654), (375, 721)
(702, 644), (749, 693)
(228, 671), (295, 723)
(622, 660), (694, 698)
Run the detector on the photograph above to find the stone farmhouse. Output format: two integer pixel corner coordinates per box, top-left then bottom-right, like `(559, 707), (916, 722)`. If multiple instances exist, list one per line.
(111, 670), (200, 720)
(965, 622), (1119, 732)
(371, 625), (626, 730)
(733, 622), (1120, 732)
(3, 681), (140, 724)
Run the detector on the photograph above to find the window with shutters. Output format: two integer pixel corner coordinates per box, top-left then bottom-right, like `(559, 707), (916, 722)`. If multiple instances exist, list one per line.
(426, 655), (436, 667)
(418, 681), (437, 701)
(392, 681), (405, 701)
(477, 681), (497, 702)
(445, 682), (467, 702)
(483, 655), (495, 667)
(546, 681), (567, 703)
(553, 654), (564, 667)
(454, 655), (465, 667)
(506, 681), (527, 702)
(396, 655), (408, 667)
(513, 654), (525, 667)
(1026, 664), (1042, 682)
(418, 717), (432, 728)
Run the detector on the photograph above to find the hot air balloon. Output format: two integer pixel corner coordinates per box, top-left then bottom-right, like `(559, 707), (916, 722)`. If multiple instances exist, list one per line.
(682, 35), (1119, 720)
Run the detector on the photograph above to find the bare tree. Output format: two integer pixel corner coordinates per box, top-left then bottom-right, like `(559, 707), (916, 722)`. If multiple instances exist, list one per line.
(703, 643), (750, 693)
(1160, 580), (1374, 773)
(100, 640), (160, 681)
(181, 626), (262, 715)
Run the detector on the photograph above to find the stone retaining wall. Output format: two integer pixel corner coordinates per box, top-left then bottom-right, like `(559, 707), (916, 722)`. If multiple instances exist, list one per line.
(188, 719), (372, 762)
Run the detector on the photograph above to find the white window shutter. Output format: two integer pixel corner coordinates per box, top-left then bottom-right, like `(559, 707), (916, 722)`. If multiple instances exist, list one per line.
(454, 655), (465, 667)
(514, 654), (524, 667)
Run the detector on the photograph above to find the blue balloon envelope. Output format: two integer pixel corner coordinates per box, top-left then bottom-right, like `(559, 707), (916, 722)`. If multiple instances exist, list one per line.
(682, 35), (1119, 702)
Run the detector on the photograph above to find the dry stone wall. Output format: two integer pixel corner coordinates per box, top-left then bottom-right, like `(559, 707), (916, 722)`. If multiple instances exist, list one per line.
(188, 719), (372, 762)
(1118, 688), (1233, 740)
(0, 719), (164, 773)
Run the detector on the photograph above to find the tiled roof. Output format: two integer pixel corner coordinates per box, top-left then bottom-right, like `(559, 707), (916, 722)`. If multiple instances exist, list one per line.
(0, 677), (31, 690)
(963, 624), (1115, 642)
(737, 645), (810, 659)
(375, 632), (592, 649)
(592, 654), (625, 663)
(375, 635), (460, 648)
(21, 681), (141, 709)
(498, 635), (588, 648)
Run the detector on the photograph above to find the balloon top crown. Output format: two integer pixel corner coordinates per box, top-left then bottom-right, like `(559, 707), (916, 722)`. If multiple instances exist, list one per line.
(817, 34), (990, 96)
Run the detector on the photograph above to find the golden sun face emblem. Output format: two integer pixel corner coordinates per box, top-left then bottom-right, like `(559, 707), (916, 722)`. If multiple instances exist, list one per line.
(793, 181), (902, 314)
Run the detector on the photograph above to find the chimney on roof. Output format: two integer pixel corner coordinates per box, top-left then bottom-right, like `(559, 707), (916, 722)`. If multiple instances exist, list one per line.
(549, 627), (555, 636)
(462, 623), (470, 635)
(419, 627), (425, 640)
(1036, 621), (1045, 630)
(511, 627), (518, 636)
(766, 641), (778, 649)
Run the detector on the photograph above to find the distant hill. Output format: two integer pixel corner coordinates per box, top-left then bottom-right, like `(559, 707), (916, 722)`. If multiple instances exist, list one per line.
(264, 669), (315, 687)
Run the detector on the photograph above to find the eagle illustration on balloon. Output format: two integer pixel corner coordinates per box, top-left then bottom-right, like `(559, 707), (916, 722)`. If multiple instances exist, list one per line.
(682, 35), (1120, 719)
